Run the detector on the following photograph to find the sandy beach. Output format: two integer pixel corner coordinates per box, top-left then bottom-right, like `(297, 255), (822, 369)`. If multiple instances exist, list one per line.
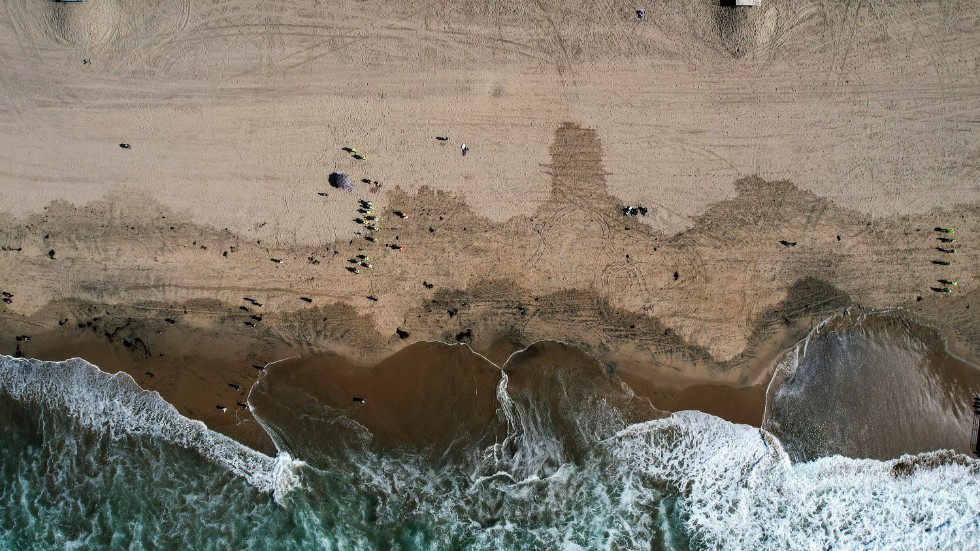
(1, 0), (979, 446)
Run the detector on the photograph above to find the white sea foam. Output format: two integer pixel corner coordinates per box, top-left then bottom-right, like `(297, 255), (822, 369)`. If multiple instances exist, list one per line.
(610, 411), (980, 550)
(0, 355), (303, 500)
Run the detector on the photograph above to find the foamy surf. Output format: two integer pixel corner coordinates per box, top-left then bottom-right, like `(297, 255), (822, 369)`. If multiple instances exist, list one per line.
(611, 411), (980, 549)
(0, 355), (303, 499)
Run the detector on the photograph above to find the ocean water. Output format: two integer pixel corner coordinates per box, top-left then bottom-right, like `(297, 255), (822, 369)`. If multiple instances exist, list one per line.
(2, 311), (980, 550)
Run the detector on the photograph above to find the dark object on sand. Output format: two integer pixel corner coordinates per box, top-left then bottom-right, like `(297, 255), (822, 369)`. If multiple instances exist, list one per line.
(59, 318), (68, 325)
(971, 395), (980, 457)
(270, 258), (284, 264)
(47, 249), (55, 259)
(353, 397), (366, 405)
(673, 271), (679, 281)
(119, 143), (131, 149)
(394, 210), (408, 219)
(396, 328), (410, 339)
(250, 315), (262, 321)
(15, 335), (30, 342)
(931, 287), (952, 295)
(779, 240), (798, 248)
(164, 318), (176, 324)
(252, 364), (266, 372)
(436, 136), (449, 141)
(423, 281), (434, 289)
(621, 206), (648, 217)
(935, 227), (954, 234)
(636, 8), (645, 19)
(239, 306), (250, 312)
(329, 172), (355, 191)
(216, 405), (227, 412)
(145, 372), (155, 377)
(244, 321), (256, 327)
(936, 247), (956, 254)
(367, 295), (379, 301)
(317, 192), (328, 197)
(931, 260), (952, 266)
(937, 237), (956, 243)
(237, 402), (249, 410)
(299, 297), (313, 303)
(228, 383), (241, 391)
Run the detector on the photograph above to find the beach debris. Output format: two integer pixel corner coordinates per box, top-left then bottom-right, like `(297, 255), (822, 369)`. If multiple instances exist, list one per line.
(367, 295), (379, 302)
(353, 396), (366, 405)
(228, 383), (241, 391)
(461, 143), (469, 156)
(394, 210), (408, 219)
(299, 297), (313, 303)
(270, 258), (284, 263)
(935, 227), (955, 234)
(329, 172), (355, 191)
(396, 328), (410, 339)
(779, 240), (798, 248)
(216, 405), (228, 413)
(237, 402), (249, 410)
(621, 206), (648, 217)
(119, 143), (131, 149)
(436, 136), (449, 141)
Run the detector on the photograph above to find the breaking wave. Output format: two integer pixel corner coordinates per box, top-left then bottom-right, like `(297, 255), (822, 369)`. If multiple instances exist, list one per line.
(0, 355), (303, 497)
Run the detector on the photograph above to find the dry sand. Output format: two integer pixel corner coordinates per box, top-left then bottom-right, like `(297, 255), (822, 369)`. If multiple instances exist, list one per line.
(0, 0), (978, 442)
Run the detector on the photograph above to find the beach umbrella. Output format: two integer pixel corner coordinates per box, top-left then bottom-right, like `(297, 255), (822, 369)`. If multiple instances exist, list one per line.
(329, 172), (354, 191)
